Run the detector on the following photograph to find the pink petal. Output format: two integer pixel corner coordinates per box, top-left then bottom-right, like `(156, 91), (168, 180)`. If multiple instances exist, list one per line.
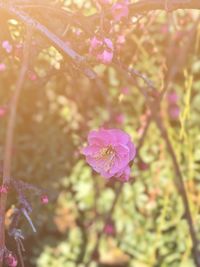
(116, 165), (131, 182)
(88, 129), (113, 146)
(108, 129), (130, 144)
(104, 38), (113, 50)
(111, 2), (129, 21)
(112, 147), (130, 171)
(82, 145), (100, 156)
(2, 40), (12, 53)
(0, 107), (6, 117)
(127, 141), (136, 161)
(97, 50), (113, 64)
(89, 37), (103, 54)
(86, 156), (111, 177)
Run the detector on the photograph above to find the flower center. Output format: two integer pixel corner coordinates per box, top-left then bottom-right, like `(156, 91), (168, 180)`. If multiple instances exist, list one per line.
(100, 145), (115, 157)
(99, 145), (116, 172)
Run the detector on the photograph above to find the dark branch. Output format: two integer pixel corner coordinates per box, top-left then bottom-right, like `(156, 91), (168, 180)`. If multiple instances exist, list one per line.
(129, 0), (200, 15)
(0, 3), (96, 79)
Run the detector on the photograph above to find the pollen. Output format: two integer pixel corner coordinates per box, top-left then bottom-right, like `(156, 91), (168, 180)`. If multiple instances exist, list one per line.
(100, 145), (115, 157)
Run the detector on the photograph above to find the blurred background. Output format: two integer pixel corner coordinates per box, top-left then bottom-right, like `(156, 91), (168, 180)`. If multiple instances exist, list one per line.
(0, 1), (200, 266)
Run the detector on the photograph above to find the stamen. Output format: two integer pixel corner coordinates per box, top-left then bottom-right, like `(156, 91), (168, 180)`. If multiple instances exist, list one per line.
(98, 145), (116, 172)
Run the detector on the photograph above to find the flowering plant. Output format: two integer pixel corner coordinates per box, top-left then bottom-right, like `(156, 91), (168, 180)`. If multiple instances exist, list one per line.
(82, 128), (136, 181)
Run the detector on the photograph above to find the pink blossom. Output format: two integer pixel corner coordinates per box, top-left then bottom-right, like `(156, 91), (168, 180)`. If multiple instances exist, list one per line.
(0, 107), (6, 117)
(116, 165), (131, 182)
(82, 128), (136, 181)
(111, 1), (129, 21)
(167, 91), (178, 104)
(115, 114), (125, 124)
(89, 37), (114, 64)
(104, 38), (113, 50)
(41, 195), (49, 204)
(97, 50), (113, 64)
(28, 71), (37, 81)
(121, 87), (129, 95)
(75, 29), (82, 36)
(89, 37), (103, 54)
(2, 40), (12, 53)
(0, 63), (6, 71)
(0, 185), (8, 194)
(4, 253), (17, 267)
(104, 222), (115, 235)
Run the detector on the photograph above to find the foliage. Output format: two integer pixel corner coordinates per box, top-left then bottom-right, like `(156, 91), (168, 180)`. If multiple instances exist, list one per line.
(0, 1), (200, 267)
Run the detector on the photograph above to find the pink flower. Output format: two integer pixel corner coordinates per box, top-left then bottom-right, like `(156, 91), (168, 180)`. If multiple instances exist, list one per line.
(2, 40), (12, 53)
(104, 221), (116, 235)
(28, 71), (37, 81)
(0, 107), (6, 117)
(0, 63), (6, 71)
(89, 37), (114, 64)
(82, 128), (136, 181)
(115, 114), (125, 124)
(121, 87), (129, 95)
(116, 165), (131, 182)
(4, 253), (18, 267)
(111, 1), (129, 21)
(75, 29), (82, 36)
(167, 91), (178, 104)
(89, 37), (103, 54)
(104, 38), (113, 50)
(40, 195), (49, 204)
(97, 50), (113, 64)
(0, 185), (8, 194)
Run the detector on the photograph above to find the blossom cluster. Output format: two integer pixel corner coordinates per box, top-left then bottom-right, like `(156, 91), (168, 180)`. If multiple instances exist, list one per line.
(88, 0), (129, 64)
(89, 37), (114, 64)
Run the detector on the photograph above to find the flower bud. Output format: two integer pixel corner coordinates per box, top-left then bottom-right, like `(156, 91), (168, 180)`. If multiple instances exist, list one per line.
(40, 195), (49, 204)
(5, 253), (18, 267)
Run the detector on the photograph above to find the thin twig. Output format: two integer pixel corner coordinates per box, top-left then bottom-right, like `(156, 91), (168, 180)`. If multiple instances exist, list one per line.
(16, 240), (25, 267)
(86, 184), (122, 267)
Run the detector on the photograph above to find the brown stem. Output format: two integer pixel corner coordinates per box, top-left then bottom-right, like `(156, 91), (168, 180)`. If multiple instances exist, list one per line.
(155, 116), (200, 267)
(0, 30), (31, 267)
(86, 184), (122, 267)
(117, 64), (200, 266)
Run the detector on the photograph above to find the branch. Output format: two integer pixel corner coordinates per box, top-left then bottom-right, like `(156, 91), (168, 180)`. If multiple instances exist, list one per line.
(0, 3), (96, 79)
(0, 28), (31, 267)
(129, 0), (200, 15)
